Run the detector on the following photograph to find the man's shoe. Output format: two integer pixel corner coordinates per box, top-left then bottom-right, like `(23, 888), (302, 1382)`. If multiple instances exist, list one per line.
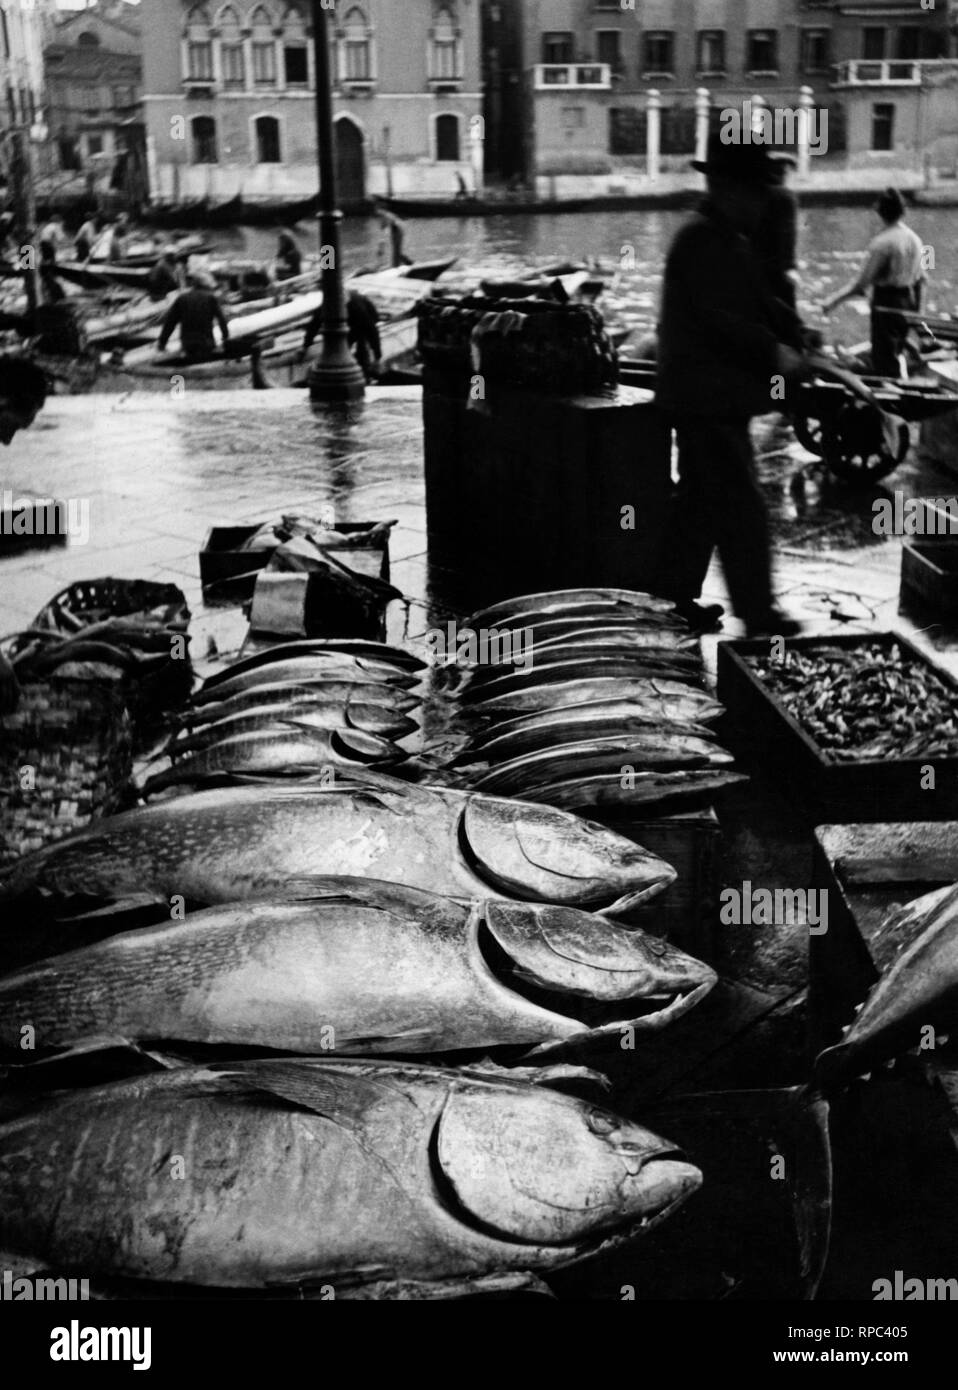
(674, 601), (725, 634)
(744, 611), (803, 639)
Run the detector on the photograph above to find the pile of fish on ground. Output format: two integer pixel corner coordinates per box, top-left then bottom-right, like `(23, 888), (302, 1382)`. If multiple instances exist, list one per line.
(445, 589), (745, 813)
(142, 638), (426, 796)
(0, 609), (722, 1298)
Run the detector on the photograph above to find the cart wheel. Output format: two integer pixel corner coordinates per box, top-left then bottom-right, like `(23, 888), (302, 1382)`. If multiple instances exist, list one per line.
(792, 412), (827, 459)
(824, 402), (911, 485)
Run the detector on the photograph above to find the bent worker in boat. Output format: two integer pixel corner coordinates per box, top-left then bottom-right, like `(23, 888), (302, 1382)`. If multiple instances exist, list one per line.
(147, 252), (180, 302)
(821, 187), (924, 378)
(156, 271), (229, 363)
(299, 289), (382, 381)
(655, 135), (807, 639)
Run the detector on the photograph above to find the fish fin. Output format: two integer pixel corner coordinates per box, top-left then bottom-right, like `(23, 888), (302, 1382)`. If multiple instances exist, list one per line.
(1, 1035), (175, 1087)
(212, 1057), (413, 1125)
(466, 1058), (612, 1097)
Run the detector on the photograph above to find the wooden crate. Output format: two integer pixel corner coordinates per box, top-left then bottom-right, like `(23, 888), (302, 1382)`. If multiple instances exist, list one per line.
(718, 632), (958, 821)
(199, 522), (390, 603)
(422, 373), (672, 613)
(901, 539), (958, 617)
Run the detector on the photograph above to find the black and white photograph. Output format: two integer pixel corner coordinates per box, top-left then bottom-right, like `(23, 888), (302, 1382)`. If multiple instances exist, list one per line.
(1, 0), (958, 1363)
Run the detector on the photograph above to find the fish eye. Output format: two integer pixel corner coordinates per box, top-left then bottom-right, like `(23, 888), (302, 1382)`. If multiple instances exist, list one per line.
(587, 1110), (620, 1136)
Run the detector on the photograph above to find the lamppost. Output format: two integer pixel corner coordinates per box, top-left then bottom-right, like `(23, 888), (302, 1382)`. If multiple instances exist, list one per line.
(308, 0), (365, 405)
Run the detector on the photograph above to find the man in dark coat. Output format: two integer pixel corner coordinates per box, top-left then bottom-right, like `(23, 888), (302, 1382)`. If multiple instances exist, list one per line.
(656, 135), (806, 636)
(299, 289), (382, 380)
(156, 271), (229, 362)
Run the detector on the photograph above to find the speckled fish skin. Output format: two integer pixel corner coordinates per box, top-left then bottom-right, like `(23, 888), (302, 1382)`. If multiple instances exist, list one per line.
(192, 657), (418, 705)
(816, 883), (958, 1084)
(469, 590), (677, 628)
(467, 677), (724, 723)
(0, 1058), (701, 1291)
(0, 777), (676, 915)
(457, 707), (716, 766)
(179, 680), (421, 725)
(0, 882), (716, 1059)
(144, 727), (405, 793)
(169, 703), (418, 757)
(470, 736), (734, 795)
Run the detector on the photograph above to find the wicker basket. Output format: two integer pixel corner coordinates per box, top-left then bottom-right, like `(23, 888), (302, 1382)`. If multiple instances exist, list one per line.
(19, 577), (193, 729)
(0, 678), (132, 868)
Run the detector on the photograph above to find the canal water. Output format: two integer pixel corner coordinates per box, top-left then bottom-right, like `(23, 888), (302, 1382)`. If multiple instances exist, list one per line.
(211, 204), (958, 351)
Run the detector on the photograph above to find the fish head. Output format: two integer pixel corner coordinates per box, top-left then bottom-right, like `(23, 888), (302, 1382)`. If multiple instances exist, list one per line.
(460, 794), (676, 914)
(816, 883), (958, 1085)
(482, 901), (716, 1010)
(437, 1080), (701, 1246)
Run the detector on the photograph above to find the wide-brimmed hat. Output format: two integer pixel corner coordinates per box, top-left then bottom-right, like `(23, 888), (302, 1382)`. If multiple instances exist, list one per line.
(692, 133), (796, 185)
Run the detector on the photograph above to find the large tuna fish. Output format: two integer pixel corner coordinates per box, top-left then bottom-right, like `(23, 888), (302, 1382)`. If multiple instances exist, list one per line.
(143, 725), (406, 794)
(178, 680), (421, 725)
(191, 656), (418, 705)
(0, 1058), (701, 1296)
(169, 701), (418, 756)
(466, 677), (723, 723)
(0, 775), (675, 915)
(454, 629), (699, 671)
(461, 656), (703, 703)
(510, 769), (749, 812)
(470, 736), (735, 796)
(458, 702), (714, 764)
(202, 640), (426, 688)
(816, 883), (958, 1084)
(468, 589), (677, 628)
(0, 880), (716, 1060)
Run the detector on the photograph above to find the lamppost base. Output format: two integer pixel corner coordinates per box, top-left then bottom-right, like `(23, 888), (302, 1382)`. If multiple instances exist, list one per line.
(307, 358), (367, 405)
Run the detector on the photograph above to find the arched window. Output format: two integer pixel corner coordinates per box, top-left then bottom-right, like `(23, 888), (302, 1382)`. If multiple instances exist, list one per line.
(341, 7), (372, 82)
(77, 30), (101, 48)
(435, 112), (460, 161)
(250, 4), (276, 84)
(430, 6), (462, 81)
(185, 4), (213, 81)
(283, 3), (308, 84)
(191, 114), (218, 163)
(218, 5), (245, 87)
(255, 114), (281, 163)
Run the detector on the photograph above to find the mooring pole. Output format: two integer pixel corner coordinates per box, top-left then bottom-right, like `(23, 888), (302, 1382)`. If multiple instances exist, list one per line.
(308, 0), (365, 405)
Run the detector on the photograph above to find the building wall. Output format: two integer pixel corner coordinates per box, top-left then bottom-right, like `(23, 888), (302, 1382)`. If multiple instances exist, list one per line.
(522, 0), (954, 184)
(1, 0), (47, 127)
(141, 0), (483, 203)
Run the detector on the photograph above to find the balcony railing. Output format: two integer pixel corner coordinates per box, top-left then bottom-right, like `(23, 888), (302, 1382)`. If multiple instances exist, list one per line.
(833, 59), (922, 86)
(534, 63), (611, 90)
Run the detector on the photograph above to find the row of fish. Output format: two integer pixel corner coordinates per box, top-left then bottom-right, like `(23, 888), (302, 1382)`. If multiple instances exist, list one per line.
(147, 639), (428, 794)
(446, 588), (745, 811)
(0, 1057), (701, 1296)
(0, 590), (720, 1296)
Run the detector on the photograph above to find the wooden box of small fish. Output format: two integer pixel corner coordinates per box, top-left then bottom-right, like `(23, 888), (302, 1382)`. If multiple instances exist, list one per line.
(717, 632), (958, 821)
(199, 518), (392, 602)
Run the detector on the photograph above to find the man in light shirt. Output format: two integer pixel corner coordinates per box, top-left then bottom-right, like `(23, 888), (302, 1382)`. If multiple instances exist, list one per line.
(822, 187), (925, 377)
